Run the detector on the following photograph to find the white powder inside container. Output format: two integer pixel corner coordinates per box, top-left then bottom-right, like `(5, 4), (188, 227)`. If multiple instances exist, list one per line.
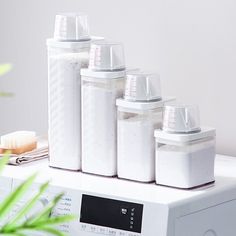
(156, 139), (215, 187)
(48, 53), (89, 169)
(117, 114), (162, 182)
(82, 83), (123, 176)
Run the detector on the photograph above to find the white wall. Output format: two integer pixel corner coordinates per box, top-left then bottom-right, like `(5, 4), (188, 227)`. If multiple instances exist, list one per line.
(0, 0), (235, 156)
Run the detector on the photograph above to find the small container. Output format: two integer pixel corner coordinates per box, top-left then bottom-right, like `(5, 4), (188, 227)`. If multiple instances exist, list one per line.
(116, 72), (174, 182)
(81, 41), (126, 176)
(155, 104), (216, 189)
(47, 13), (103, 171)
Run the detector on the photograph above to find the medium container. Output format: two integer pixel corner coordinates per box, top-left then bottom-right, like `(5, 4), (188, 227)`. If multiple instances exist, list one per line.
(81, 41), (126, 176)
(116, 72), (173, 182)
(117, 104), (163, 182)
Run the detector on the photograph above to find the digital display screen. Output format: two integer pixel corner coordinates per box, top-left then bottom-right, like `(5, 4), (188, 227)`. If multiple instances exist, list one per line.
(80, 194), (143, 233)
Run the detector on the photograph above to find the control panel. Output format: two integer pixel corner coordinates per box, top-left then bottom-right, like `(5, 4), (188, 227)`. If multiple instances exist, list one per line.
(79, 223), (141, 236)
(80, 194), (143, 235)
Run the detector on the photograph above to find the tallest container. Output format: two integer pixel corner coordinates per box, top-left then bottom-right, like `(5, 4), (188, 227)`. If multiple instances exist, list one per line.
(47, 13), (98, 170)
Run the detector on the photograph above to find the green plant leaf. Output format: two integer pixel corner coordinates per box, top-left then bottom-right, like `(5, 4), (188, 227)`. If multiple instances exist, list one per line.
(0, 152), (10, 173)
(2, 181), (50, 231)
(0, 233), (27, 236)
(0, 174), (37, 219)
(26, 193), (64, 225)
(0, 92), (14, 97)
(0, 64), (12, 77)
(33, 215), (76, 227)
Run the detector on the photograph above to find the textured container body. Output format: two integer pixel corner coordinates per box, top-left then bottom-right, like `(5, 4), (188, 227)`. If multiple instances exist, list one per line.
(81, 76), (125, 176)
(117, 107), (163, 182)
(155, 137), (216, 189)
(48, 42), (89, 170)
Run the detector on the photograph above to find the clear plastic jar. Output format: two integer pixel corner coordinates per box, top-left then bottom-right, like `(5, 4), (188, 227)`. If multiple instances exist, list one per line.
(155, 128), (216, 189)
(116, 103), (163, 182)
(81, 75), (125, 176)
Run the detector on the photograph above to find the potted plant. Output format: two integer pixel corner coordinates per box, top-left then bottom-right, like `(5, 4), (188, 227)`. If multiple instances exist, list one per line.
(0, 155), (75, 235)
(0, 64), (74, 235)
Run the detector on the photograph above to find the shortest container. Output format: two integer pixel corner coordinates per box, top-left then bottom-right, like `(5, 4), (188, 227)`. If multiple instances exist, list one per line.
(155, 104), (216, 189)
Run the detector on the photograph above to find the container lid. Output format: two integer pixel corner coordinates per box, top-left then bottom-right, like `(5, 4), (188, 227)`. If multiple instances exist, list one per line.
(81, 69), (126, 79)
(116, 97), (175, 111)
(154, 127), (216, 143)
(80, 67), (138, 80)
(124, 72), (161, 102)
(89, 41), (125, 71)
(54, 13), (90, 41)
(162, 104), (201, 134)
(46, 36), (104, 49)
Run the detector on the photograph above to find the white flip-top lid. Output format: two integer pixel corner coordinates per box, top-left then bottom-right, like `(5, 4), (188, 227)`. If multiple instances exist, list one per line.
(89, 41), (125, 71)
(162, 104), (201, 134)
(116, 97), (175, 110)
(124, 72), (162, 102)
(154, 127), (216, 143)
(47, 12), (103, 49)
(81, 41), (126, 79)
(54, 13), (90, 41)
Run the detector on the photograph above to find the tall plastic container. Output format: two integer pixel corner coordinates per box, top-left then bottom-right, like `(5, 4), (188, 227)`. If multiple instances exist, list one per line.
(47, 13), (102, 170)
(81, 41), (126, 176)
(155, 104), (216, 189)
(116, 72), (174, 182)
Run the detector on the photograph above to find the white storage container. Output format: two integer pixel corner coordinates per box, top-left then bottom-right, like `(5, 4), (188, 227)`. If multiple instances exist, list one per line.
(47, 13), (102, 170)
(155, 104), (216, 189)
(81, 41), (126, 176)
(116, 72), (173, 182)
(117, 104), (163, 182)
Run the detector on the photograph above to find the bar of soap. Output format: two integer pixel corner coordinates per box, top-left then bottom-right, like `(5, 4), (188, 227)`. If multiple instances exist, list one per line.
(0, 131), (37, 154)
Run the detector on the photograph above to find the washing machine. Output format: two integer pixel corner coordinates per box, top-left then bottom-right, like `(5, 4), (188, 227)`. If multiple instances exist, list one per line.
(1, 154), (236, 236)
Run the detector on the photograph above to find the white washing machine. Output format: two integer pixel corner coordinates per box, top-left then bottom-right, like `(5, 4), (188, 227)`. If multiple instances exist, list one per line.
(1, 154), (236, 236)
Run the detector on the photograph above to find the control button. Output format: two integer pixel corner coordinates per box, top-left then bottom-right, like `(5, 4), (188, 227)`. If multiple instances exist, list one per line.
(108, 229), (116, 235)
(90, 225), (96, 232)
(60, 223), (68, 228)
(118, 232), (126, 236)
(128, 233), (139, 236)
(121, 208), (128, 215)
(80, 224), (87, 231)
(98, 227), (106, 234)
(64, 197), (72, 202)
